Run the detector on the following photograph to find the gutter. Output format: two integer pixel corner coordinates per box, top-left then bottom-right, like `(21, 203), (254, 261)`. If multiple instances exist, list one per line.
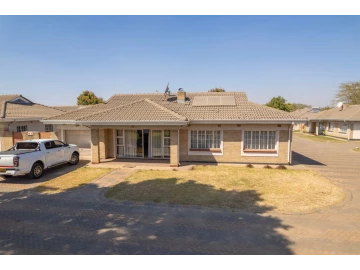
(76, 121), (189, 126)
(190, 119), (303, 124)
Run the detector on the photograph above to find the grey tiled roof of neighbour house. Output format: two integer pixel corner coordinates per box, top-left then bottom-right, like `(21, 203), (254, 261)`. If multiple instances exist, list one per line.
(310, 105), (360, 121)
(44, 92), (301, 123)
(1, 94), (65, 120)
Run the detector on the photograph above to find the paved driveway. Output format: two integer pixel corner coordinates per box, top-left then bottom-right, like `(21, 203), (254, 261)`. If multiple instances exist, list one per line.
(0, 136), (359, 254)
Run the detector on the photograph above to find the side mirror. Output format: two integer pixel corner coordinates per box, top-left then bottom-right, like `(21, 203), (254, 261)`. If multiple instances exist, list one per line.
(64, 144), (69, 147)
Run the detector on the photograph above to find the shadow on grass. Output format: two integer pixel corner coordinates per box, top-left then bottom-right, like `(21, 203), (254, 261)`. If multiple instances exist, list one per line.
(107, 178), (270, 213)
(0, 175), (294, 255)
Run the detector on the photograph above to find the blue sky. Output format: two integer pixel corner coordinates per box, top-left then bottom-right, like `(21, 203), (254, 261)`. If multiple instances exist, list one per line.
(0, 16), (359, 106)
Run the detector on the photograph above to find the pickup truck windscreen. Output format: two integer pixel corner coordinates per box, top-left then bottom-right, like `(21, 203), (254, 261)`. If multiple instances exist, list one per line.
(16, 142), (39, 150)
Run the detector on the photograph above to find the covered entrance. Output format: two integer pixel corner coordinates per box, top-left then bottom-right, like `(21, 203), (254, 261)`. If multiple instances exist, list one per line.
(115, 129), (171, 159)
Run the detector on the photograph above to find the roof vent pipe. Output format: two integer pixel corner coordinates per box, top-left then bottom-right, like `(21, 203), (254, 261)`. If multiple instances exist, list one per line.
(177, 88), (186, 103)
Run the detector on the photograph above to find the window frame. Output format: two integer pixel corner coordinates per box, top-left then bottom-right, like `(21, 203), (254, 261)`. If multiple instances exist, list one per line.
(328, 122), (335, 132)
(45, 124), (54, 132)
(339, 123), (348, 134)
(16, 125), (28, 132)
(188, 130), (223, 156)
(241, 130), (279, 157)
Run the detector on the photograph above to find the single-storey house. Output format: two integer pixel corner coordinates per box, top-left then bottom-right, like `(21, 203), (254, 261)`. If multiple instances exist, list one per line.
(307, 105), (360, 140)
(290, 107), (321, 133)
(0, 94), (65, 151)
(43, 90), (300, 166)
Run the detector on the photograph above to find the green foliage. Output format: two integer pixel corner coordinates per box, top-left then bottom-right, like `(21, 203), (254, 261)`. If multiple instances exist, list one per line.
(333, 81), (360, 105)
(77, 90), (104, 105)
(266, 96), (291, 112)
(208, 87), (225, 92)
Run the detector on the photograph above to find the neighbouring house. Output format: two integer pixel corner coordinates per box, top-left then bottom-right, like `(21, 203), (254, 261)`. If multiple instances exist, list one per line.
(290, 107), (321, 133)
(52, 105), (90, 112)
(0, 94), (65, 151)
(43, 90), (301, 166)
(307, 105), (360, 140)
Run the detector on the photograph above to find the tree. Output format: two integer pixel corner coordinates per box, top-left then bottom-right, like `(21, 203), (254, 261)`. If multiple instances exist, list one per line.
(77, 90), (104, 105)
(266, 96), (291, 112)
(333, 81), (360, 105)
(208, 87), (225, 92)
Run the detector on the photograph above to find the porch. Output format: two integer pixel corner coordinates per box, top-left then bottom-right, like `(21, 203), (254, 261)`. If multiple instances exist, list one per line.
(90, 127), (180, 167)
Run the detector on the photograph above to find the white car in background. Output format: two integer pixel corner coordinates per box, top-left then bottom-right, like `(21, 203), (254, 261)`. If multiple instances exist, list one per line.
(0, 139), (80, 179)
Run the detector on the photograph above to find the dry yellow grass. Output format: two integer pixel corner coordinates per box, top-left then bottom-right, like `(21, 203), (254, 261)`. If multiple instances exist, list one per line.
(36, 167), (112, 194)
(106, 166), (345, 213)
(353, 147), (360, 152)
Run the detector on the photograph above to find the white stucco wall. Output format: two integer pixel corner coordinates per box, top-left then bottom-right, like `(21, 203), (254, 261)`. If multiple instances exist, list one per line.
(8, 121), (57, 132)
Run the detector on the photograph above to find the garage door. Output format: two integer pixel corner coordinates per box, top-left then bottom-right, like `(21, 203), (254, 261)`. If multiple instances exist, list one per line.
(65, 130), (91, 148)
(353, 123), (360, 139)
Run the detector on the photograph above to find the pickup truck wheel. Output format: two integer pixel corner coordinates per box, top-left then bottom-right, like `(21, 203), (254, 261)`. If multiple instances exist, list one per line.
(69, 153), (79, 165)
(29, 162), (44, 179)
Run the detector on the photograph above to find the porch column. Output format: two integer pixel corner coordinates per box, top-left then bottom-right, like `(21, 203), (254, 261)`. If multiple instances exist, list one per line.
(105, 129), (115, 158)
(170, 129), (179, 167)
(99, 128), (106, 159)
(315, 121), (320, 135)
(91, 128), (100, 164)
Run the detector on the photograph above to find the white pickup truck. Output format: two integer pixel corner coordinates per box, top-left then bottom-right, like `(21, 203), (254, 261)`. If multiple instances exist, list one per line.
(0, 139), (80, 179)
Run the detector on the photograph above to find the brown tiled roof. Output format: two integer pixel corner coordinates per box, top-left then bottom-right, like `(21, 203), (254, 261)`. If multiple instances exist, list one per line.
(0, 94), (20, 118)
(45, 91), (299, 122)
(0, 94), (65, 120)
(311, 105), (360, 121)
(52, 105), (91, 112)
(78, 99), (187, 122)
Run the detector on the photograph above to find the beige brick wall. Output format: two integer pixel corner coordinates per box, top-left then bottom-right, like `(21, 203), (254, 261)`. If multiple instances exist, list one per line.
(99, 129), (106, 159)
(0, 128), (14, 151)
(179, 124), (291, 165)
(91, 128), (100, 163)
(170, 130), (179, 167)
(325, 122), (349, 139)
(105, 129), (115, 158)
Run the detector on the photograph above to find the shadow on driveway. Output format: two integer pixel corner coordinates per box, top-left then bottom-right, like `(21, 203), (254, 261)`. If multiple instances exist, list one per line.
(0, 160), (90, 186)
(0, 176), (293, 255)
(292, 151), (325, 166)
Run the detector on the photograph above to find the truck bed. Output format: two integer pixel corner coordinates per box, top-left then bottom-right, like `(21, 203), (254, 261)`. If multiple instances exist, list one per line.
(0, 150), (36, 155)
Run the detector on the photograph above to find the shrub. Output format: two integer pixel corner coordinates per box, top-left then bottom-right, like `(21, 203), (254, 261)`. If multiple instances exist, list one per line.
(276, 165), (287, 170)
(246, 164), (254, 168)
(263, 165), (273, 169)
(172, 168), (178, 171)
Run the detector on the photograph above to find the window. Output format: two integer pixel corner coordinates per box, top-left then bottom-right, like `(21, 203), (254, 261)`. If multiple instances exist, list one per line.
(190, 130), (221, 150)
(54, 140), (66, 148)
(45, 124), (53, 132)
(44, 141), (54, 149)
(163, 130), (170, 158)
(244, 131), (276, 151)
(328, 123), (334, 132)
(16, 125), (27, 132)
(116, 129), (125, 157)
(16, 142), (39, 150)
(339, 123), (348, 133)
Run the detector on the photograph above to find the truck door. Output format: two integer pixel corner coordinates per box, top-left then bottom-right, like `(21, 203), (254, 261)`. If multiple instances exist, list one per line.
(44, 141), (58, 167)
(53, 140), (66, 163)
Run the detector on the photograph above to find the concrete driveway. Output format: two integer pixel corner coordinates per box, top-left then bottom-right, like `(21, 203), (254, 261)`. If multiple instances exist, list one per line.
(0, 136), (359, 254)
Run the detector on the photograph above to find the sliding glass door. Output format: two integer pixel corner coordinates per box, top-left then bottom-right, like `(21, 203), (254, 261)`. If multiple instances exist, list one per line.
(151, 130), (170, 158)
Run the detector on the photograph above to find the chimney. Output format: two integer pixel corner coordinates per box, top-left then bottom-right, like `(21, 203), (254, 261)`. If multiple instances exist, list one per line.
(177, 88), (186, 103)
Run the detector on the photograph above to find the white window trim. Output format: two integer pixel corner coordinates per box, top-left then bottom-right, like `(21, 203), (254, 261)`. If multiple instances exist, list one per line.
(241, 130), (279, 157)
(45, 124), (54, 132)
(328, 122), (335, 132)
(16, 125), (28, 132)
(187, 130), (223, 156)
